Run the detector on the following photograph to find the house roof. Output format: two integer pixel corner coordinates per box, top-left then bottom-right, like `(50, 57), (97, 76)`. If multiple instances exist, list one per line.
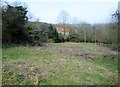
(56, 27), (69, 33)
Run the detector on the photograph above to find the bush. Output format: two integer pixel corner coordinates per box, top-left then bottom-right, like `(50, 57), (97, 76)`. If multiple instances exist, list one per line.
(66, 34), (80, 42)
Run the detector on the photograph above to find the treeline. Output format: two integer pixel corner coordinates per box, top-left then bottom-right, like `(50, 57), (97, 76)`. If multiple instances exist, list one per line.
(26, 22), (64, 44)
(1, 2), (119, 50)
(2, 2), (63, 46)
(57, 23), (118, 50)
(65, 23), (118, 43)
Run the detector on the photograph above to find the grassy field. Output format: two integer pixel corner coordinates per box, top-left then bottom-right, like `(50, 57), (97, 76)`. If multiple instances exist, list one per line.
(2, 42), (118, 85)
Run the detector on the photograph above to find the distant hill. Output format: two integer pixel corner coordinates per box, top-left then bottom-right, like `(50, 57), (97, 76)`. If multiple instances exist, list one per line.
(27, 21), (51, 30)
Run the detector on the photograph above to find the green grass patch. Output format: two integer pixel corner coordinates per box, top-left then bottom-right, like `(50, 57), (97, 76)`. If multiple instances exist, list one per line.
(2, 43), (118, 85)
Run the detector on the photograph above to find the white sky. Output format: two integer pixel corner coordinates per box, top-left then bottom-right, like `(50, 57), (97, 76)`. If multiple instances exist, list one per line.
(4, 0), (119, 24)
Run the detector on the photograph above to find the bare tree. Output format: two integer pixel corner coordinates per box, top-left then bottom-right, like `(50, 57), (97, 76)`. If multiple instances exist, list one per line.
(57, 10), (70, 24)
(56, 10), (70, 39)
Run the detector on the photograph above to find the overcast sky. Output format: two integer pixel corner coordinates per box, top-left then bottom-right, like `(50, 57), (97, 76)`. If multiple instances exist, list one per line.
(5, 0), (119, 24)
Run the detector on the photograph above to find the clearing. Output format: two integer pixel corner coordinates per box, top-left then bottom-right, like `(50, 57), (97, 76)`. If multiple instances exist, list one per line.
(2, 42), (118, 85)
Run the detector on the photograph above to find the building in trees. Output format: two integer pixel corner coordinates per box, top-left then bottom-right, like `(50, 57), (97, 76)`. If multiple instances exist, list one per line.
(56, 27), (70, 36)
